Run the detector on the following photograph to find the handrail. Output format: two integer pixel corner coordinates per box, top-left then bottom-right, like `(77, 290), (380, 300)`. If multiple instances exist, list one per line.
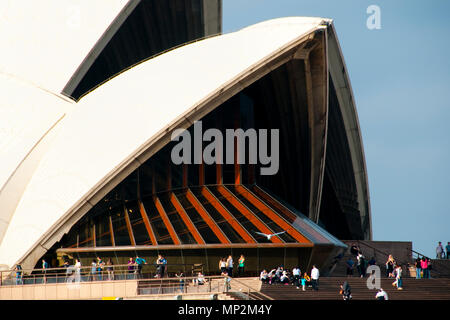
(411, 249), (450, 276)
(353, 241), (449, 277)
(226, 276), (274, 300)
(0, 263), (200, 286)
(1, 263), (197, 275)
(354, 240), (412, 266)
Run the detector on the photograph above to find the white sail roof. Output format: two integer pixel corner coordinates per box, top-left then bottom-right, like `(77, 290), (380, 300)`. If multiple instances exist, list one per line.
(0, 0), (129, 94)
(0, 17), (330, 269)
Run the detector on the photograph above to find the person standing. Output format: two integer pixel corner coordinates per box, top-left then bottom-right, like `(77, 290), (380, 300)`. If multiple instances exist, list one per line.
(74, 258), (81, 283)
(357, 253), (366, 277)
(90, 259), (97, 281)
(300, 275), (307, 291)
(106, 258), (114, 281)
(311, 265), (319, 291)
(96, 257), (105, 281)
(414, 257), (422, 279)
(420, 257), (429, 279)
(386, 255), (395, 278)
(135, 255), (147, 278)
(15, 264), (23, 285)
(128, 257), (135, 279)
(176, 271), (185, 293)
(219, 257), (227, 275)
(436, 242), (444, 259)
(238, 254), (245, 277)
(350, 243), (359, 256)
(292, 266), (301, 288)
(226, 255), (233, 277)
(395, 265), (403, 290)
(42, 259), (49, 283)
(346, 258), (354, 277)
(446, 242), (450, 259)
(156, 254), (167, 278)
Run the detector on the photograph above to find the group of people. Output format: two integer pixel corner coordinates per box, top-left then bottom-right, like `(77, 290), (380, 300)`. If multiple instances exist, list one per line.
(259, 265), (320, 291)
(383, 255), (404, 290)
(219, 254), (245, 277)
(346, 243), (376, 277)
(88, 257), (114, 281)
(64, 254), (166, 282)
(436, 241), (450, 259)
(339, 281), (389, 301)
(414, 256), (432, 279)
(127, 254), (167, 278)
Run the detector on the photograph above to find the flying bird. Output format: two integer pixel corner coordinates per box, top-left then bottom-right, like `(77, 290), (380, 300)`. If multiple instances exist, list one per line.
(254, 231), (287, 240)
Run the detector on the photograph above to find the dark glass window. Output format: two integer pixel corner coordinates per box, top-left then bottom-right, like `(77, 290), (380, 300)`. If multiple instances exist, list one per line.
(142, 196), (174, 245)
(208, 186), (271, 243)
(126, 200), (151, 245)
(228, 186), (295, 243)
(158, 193), (197, 244)
(139, 163), (153, 197)
(111, 205), (132, 246)
(77, 218), (94, 247)
(191, 187), (245, 243)
(95, 214), (112, 247)
(174, 190), (220, 244)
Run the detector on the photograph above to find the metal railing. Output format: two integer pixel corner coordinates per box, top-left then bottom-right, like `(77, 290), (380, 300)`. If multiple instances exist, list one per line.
(1, 264), (267, 300)
(411, 249), (450, 277)
(0, 263), (199, 287)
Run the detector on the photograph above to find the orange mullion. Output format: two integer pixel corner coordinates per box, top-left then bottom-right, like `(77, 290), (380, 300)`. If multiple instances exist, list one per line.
(78, 237), (94, 247)
(201, 187), (256, 243)
(217, 185), (283, 243)
(154, 196), (181, 245)
(109, 216), (115, 246)
(252, 186), (297, 222)
(234, 137), (241, 185)
(170, 193), (205, 244)
(236, 185), (311, 244)
(123, 204), (136, 246)
(186, 189), (230, 244)
(139, 201), (158, 245)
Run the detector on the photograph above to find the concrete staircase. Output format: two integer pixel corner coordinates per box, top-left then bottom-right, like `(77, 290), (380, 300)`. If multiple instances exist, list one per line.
(259, 277), (450, 300)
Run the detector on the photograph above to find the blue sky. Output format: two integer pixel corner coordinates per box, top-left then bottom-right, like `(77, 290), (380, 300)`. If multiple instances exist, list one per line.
(223, 0), (450, 258)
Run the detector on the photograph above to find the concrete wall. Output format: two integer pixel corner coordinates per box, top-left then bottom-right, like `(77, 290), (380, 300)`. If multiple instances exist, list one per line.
(0, 279), (137, 300)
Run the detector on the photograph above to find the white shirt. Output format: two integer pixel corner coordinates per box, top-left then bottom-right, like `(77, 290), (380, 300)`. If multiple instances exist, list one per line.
(376, 290), (388, 300)
(311, 267), (320, 280)
(75, 261), (81, 274)
(293, 268), (300, 276)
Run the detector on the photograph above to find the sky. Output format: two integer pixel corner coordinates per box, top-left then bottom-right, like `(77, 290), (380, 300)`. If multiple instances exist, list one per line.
(223, 0), (450, 258)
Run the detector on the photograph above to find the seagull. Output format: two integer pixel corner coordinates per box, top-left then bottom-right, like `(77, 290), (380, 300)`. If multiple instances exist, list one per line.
(254, 231), (287, 240)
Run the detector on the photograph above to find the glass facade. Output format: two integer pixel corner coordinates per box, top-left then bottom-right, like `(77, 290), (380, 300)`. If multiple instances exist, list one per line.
(41, 61), (353, 275)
